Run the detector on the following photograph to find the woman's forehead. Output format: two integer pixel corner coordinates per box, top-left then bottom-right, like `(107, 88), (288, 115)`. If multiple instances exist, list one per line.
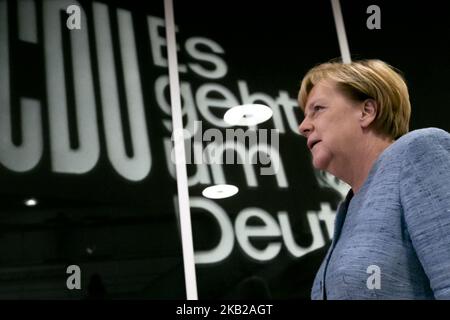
(305, 81), (336, 106)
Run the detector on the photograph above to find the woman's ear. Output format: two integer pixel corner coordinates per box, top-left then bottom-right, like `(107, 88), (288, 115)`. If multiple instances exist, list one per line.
(360, 99), (378, 128)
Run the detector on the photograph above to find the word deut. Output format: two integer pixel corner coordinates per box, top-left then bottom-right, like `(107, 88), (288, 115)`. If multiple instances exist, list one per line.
(191, 197), (336, 264)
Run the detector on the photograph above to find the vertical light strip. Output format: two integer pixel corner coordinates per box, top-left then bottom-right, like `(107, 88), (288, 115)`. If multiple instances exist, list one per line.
(18, 0), (37, 43)
(331, 0), (351, 63)
(163, 0), (198, 300)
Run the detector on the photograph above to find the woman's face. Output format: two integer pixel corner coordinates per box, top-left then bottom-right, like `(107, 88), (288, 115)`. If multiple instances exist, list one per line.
(298, 80), (364, 175)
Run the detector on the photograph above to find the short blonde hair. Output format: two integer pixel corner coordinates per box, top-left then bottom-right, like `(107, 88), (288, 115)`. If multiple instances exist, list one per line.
(298, 59), (411, 139)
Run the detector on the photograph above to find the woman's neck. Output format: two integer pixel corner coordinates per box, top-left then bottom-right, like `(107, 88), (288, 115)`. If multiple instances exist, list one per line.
(338, 134), (394, 194)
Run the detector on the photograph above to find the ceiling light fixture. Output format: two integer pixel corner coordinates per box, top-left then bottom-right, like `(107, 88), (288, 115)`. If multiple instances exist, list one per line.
(224, 104), (272, 126)
(24, 198), (38, 207)
(202, 184), (239, 199)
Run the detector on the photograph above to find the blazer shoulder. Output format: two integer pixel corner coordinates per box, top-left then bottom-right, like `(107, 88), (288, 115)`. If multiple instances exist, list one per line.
(390, 127), (450, 160)
(398, 127), (450, 144)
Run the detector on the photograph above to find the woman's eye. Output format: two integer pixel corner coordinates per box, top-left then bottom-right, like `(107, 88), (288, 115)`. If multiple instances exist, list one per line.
(313, 105), (324, 112)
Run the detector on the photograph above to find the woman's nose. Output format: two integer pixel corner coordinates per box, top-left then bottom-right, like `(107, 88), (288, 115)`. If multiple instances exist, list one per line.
(298, 117), (313, 137)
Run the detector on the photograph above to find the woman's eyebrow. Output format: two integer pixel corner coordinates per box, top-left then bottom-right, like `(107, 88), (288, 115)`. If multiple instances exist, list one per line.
(308, 98), (327, 110)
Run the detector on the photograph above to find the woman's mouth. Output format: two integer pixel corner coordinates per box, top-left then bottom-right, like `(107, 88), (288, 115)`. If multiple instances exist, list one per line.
(308, 140), (321, 150)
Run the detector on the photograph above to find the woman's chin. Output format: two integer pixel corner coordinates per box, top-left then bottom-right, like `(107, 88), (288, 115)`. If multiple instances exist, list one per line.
(312, 162), (325, 171)
(311, 154), (330, 171)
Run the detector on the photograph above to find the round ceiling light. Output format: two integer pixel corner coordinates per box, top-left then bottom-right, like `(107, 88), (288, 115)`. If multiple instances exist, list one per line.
(24, 198), (38, 207)
(202, 184), (239, 199)
(224, 104), (272, 126)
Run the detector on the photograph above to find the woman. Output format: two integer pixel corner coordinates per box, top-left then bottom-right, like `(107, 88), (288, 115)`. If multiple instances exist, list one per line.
(298, 59), (450, 299)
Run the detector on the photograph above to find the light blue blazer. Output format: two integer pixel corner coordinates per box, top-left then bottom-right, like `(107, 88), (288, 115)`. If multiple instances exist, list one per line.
(311, 128), (450, 299)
